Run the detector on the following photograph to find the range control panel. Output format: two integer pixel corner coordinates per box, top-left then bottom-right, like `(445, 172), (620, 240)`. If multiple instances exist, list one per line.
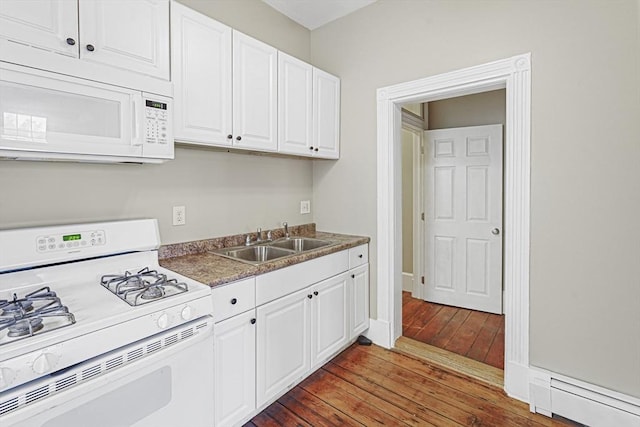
(144, 99), (169, 145)
(36, 230), (106, 253)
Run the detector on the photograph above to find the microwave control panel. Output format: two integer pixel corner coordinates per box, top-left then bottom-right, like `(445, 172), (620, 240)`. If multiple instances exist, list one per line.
(36, 230), (106, 253)
(144, 99), (169, 145)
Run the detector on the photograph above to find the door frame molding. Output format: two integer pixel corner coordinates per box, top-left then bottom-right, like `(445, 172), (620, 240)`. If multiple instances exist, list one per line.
(400, 117), (425, 300)
(375, 53), (531, 401)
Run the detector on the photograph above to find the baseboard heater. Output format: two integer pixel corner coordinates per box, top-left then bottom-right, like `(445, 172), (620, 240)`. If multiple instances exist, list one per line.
(530, 370), (640, 427)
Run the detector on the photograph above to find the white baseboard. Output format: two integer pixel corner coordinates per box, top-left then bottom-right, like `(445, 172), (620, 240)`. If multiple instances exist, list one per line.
(529, 367), (640, 426)
(505, 360), (531, 403)
(402, 272), (413, 292)
(364, 318), (391, 348)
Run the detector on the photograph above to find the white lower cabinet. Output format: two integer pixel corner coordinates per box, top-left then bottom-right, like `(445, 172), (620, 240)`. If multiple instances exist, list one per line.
(212, 244), (369, 424)
(256, 287), (311, 408)
(349, 264), (370, 339)
(311, 273), (349, 367)
(214, 309), (256, 427)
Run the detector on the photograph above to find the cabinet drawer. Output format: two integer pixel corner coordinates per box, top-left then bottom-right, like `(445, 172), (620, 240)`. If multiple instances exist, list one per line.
(256, 250), (349, 306)
(349, 244), (368, 268)
(211, 277), (256, 323)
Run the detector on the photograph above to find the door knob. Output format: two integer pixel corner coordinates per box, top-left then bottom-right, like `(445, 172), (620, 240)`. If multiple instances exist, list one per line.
(491, 228), (500, 235)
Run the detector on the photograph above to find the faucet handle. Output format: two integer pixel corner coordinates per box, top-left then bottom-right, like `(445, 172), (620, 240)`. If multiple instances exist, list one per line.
(245, 235), (251, 246)
(283, 222), (289, 239)
(267, 230), (272, 241)
(256, 227), (262, 242)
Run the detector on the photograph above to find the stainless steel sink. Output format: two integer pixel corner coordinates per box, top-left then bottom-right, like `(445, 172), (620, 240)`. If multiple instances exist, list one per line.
(211, 237), (334, 265)
(270, 237), (332, 252)
(214, 245), (295, 265)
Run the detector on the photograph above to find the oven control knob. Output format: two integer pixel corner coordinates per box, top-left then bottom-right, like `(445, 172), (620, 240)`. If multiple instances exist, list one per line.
(157, 313), (169, 329)
(32, 353), (56, 374)
(0, 367), (16, 389)
(181, 305), (193, 321)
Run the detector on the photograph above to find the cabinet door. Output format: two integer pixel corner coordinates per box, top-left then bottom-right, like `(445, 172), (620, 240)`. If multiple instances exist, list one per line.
(350, 264), (370, 339)
(171, 2), (232, 145)
(278, 52), (313, 156)
(78, 0), (170, 80)
(233, 30), (278, 152)
(0, 0), (78, 57)
(214, 310), (256, 427)
(256, 288), (310, 407)
(311, 273), (349, 367)
(313, 68), (340, 159)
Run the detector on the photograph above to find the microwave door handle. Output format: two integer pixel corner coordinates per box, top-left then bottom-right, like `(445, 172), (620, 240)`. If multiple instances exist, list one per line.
(131, 96), (143, 147)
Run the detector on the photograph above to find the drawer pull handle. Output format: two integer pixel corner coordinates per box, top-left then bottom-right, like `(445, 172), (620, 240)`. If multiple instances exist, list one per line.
(250, 318), (256, 325)
(86, 44), (95, 52)
(230, 298), (237, 305)
(351, 274), (355, 279)
(358, 254), (363, 258)
(313, 291), (318, 296)
(66, 38), (76, 46)
(307, 294), (313, 299)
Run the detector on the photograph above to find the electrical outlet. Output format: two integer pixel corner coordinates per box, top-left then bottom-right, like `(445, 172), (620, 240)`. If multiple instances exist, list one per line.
(173, 206), (186, 226)
(300, 200), (311, 214)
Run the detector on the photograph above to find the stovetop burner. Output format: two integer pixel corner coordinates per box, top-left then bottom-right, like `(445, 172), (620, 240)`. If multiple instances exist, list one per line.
(0, 287), (76, 344)
(8, 317), (44, 337)
(101, 267), (188, 306)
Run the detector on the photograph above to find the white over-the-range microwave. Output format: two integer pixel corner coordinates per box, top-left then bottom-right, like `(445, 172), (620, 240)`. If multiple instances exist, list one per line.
(0, 62), (173, 163)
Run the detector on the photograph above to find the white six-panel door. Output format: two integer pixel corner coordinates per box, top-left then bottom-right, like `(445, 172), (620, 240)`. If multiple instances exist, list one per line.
(424, 124), (503, 314)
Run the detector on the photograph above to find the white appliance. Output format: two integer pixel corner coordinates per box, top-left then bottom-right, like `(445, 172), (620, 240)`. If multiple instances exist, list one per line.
(0, 219), (213, 426)
(0, 62), (173, 163)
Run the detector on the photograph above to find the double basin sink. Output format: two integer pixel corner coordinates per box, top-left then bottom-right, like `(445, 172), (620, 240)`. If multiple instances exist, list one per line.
(211, 237), (333, 265)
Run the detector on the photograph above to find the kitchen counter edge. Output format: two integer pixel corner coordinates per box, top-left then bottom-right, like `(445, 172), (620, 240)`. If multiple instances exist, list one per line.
(159, 231), (370, 289)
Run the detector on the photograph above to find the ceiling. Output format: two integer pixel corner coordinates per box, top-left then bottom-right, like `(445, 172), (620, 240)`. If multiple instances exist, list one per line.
(261, 0), (377, 30)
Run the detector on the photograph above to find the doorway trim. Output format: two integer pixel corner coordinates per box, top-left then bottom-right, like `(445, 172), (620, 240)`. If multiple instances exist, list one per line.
(375, 53), (531, 401)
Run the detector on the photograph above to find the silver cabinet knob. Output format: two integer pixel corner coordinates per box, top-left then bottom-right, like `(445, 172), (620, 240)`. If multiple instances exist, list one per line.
(491, 228), (500, 235)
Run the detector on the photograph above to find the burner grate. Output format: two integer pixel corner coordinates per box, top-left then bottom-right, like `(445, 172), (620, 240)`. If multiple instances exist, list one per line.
(0, 287), (76, 345)
(101, 267), (188, 306)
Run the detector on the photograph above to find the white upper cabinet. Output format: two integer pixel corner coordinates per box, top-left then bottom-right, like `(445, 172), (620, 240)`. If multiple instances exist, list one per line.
(233, 31), (278, 152)
(78, 0), (170, 80)
(278, 52), (313, 156)
(171, 2), (232, 145)
(0, 0), (170, 94)
(169, 2), (340, 158)
(313, 68), (341, 159)
(0, 0), (78, 57)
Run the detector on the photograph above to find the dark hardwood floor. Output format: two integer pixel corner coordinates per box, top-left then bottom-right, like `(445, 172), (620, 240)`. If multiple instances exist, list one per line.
(247, 343), (569, 426)
(402, 291), (505, 370)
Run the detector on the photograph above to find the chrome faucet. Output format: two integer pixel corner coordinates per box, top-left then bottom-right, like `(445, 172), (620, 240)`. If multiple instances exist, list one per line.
(256, 227), (262, 243)
(283, 222), (289, 239)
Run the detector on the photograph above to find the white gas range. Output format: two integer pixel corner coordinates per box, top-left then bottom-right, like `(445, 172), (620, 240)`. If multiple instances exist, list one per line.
(0, 219), (214, 426)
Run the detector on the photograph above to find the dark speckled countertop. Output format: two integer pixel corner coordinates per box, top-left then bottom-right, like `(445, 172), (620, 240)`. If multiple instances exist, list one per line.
(158, 226), (369, 288)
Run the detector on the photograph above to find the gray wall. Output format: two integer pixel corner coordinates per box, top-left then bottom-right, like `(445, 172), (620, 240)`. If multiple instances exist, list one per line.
(0, 0), (313, 244)
(428, 89), (506, 130)
(311, 0), (640, 398)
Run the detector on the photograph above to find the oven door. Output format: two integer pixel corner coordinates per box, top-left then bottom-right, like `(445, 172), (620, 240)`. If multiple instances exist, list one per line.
(2, 317), (214, 427)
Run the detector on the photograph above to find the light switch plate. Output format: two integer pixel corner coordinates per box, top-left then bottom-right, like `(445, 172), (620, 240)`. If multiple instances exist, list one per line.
(300, 200), (311, 214)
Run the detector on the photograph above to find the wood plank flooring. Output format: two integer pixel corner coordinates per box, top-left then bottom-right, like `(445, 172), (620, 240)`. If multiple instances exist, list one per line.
(248, 343), (570, 426)
(402, 292), (505, 370)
